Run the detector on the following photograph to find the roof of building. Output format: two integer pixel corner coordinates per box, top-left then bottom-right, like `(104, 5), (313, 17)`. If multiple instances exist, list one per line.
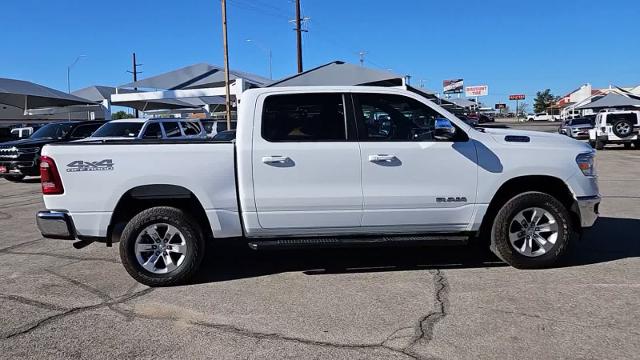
(120, 63), (271, 90)
(575, 93), (640, 109)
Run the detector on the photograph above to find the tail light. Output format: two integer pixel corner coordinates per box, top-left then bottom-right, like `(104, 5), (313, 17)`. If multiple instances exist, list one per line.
(40, 156), (64, 195)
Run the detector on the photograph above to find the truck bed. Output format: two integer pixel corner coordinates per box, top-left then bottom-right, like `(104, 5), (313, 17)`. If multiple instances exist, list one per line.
(42, 141), (241, 238)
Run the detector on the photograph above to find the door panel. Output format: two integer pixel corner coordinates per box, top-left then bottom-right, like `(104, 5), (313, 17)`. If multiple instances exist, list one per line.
(354, 93), (478, 231)
(360, 141), (477, 230)
(252, 93), (362, 230)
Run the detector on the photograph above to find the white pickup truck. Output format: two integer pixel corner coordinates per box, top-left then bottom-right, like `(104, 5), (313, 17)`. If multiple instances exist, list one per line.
(527, 113), (560, 122)
(36, 86), (600, 286)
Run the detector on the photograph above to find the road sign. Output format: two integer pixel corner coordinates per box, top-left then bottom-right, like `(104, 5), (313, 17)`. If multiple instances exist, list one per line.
(509, 94), (526, 100)
(465, 85), (488, 97)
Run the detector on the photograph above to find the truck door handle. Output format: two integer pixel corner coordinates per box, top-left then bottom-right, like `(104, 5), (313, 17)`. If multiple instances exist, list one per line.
(368, 154), (396, 162)
(262, 155), (289, 164)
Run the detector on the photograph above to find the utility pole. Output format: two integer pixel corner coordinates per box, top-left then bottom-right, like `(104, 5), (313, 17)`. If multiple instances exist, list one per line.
(126, 52), (143, 117)
(295, 0), (303, 73)
(221, 0), (232, 130)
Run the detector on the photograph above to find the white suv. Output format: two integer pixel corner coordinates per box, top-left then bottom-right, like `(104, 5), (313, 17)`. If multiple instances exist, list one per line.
(588, 110), (640, 150)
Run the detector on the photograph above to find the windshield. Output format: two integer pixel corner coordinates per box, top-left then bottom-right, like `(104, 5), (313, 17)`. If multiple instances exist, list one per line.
(92, 122), (144, 138)
(570, 118), (592, 126)
(30, 123), (74, 139)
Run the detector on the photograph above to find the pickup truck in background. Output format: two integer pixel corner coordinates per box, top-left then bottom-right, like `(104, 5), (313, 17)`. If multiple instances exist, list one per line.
(527, 113), (560, 122)
(36, 86), (600, 286)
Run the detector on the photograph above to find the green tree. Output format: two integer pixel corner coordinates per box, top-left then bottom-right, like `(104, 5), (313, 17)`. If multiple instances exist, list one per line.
(533, 89), (557, 113)
(111, 111), (135, 120)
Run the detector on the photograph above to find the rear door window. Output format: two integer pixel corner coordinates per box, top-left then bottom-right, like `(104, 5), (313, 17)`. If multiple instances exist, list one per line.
(69, 124), (102, 139)
(142, 123), (163, 139)
(180, 121), (201, 136)
(261, 93), (346, 142)
(162, 122), (181, 137)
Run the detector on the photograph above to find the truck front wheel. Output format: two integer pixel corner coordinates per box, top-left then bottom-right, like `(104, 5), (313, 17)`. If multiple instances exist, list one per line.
(490, 192), (572, 269)
(119, 206), (205, 286)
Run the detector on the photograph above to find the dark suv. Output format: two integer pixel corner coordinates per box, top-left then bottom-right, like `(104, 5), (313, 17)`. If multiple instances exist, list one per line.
(0, 121), (104, 182)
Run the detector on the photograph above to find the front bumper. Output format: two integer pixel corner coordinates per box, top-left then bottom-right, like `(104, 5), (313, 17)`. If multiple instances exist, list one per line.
(0, 161), (37, 176)
(576, 195), (600, 227)
(36, 211), (76, 240)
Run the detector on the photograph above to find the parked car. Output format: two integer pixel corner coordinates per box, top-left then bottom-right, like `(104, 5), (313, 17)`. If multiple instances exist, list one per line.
(457, 115), (478, 127)
(212, 130), (236, 141)
(0, 121), (104, 182)
(527, 113), (559, 122)
(84, 118), (206, 141)
(478, 113), (494, 123)
(201, 119), (237, 137)
(36, 86), (599, 286)
(558, 117), (594, 139)
(10, 126), (36, 139)
(588, 110), (640, 149)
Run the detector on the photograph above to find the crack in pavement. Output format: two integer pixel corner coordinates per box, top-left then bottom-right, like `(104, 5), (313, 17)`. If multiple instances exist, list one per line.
(0, 239), (44, 254)
(46, 269), (113, 302)
(413, 269), (449, 345)
(0, 294), (67, 312)
(108, 304), (420, 359)
(2, 288), (154, 339)
(103, 270), (451, 360)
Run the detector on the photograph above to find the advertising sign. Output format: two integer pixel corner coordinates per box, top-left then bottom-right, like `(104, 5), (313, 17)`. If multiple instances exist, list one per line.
(509, 94), (526, 100)
(495, 103), (507, 110)
(465, 85), (488, 97)
(443, 79), (464, 94)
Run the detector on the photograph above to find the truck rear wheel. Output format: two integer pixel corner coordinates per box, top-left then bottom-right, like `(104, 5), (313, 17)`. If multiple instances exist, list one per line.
(490, 192), (572, 269)
(595, 139), (604, 150)
(119, 206), (205, 286)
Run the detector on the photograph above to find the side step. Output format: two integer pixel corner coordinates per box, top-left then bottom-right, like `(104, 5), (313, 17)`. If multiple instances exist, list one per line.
(248, 234), (469, 250)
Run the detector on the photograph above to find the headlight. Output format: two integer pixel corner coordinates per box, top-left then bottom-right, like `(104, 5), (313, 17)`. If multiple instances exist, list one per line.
(576, 152), (596, 176)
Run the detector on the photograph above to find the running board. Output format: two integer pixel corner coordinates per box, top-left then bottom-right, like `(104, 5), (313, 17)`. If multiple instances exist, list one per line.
(247, 234), (469, 250)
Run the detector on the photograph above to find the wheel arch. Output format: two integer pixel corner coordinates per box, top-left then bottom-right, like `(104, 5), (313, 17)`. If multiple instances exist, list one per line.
(108, 184), (213, 245)
(478, 175), (580, 240)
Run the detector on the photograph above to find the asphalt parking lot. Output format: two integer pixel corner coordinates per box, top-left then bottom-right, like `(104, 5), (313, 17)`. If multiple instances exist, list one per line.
(1, 122), (639, 359)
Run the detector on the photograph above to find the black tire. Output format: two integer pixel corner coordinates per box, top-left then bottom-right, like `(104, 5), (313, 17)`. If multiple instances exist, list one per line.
(635, 141), (640, 150)
(4, 175), (25, 182)
(588, 139), (596, 148)
(119, 206), (205, 287)
(595, 139), (605, 150)
(624, 142), (632, 149)
(490, 192), (573, 269)
(612, 119), (633, 138)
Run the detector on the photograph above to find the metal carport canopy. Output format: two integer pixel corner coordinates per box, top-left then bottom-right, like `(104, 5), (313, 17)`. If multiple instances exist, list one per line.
(0, 77), (96, 109)
(268, 61), (404, 87)
(575, 93), (640, 109)
(120, 63), (271, 90)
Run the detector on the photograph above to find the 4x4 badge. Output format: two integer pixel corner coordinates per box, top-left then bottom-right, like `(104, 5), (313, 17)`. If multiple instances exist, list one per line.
(66, 159), (114, 172)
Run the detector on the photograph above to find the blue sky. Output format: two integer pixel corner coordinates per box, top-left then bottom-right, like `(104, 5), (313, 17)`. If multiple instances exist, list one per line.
(1, 0), (638, 110)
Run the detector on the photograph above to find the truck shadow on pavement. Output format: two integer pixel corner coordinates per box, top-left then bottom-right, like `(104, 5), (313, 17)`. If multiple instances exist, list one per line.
(564, 216), (640, 267)
(192, 216), (639, 284)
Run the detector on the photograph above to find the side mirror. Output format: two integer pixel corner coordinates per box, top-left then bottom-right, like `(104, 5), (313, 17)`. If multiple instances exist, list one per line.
(434, 118), (456, 140)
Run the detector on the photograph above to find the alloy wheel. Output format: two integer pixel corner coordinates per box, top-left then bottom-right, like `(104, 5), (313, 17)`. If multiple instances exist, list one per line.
(508, 207), (559, 257)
